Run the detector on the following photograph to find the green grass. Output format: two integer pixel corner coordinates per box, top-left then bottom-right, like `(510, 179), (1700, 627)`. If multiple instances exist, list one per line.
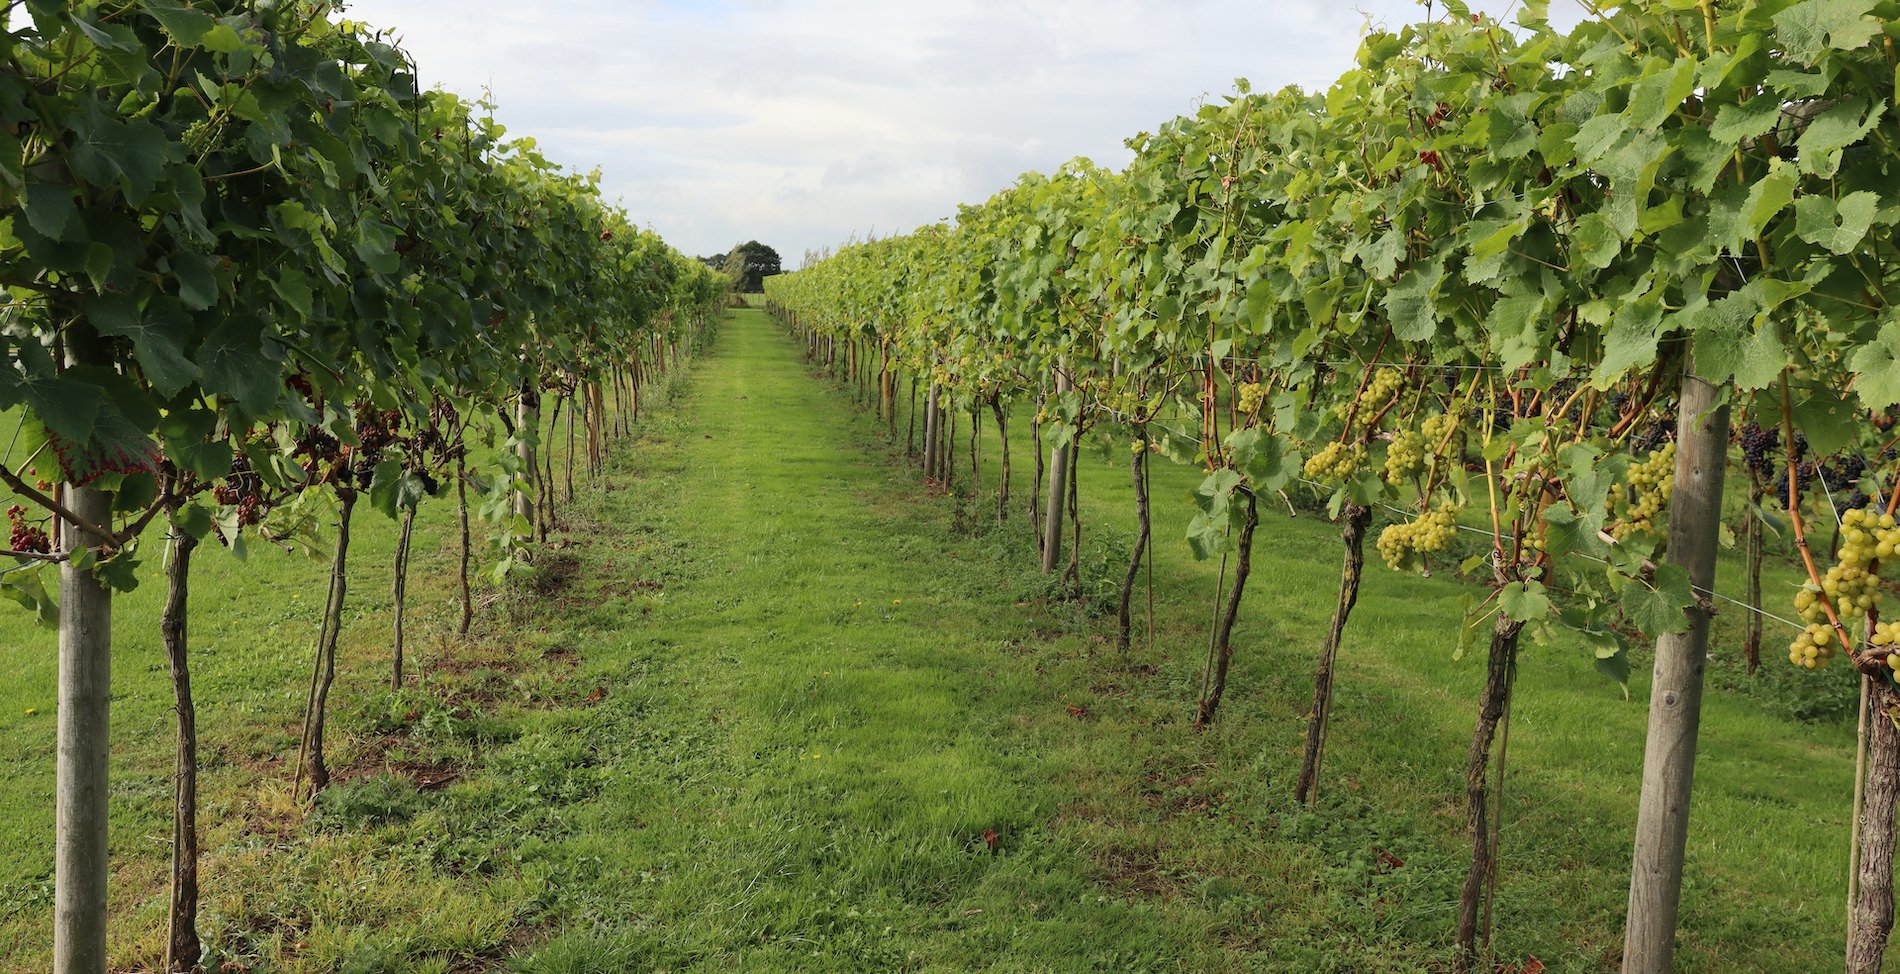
(0, 308), (1875, 972)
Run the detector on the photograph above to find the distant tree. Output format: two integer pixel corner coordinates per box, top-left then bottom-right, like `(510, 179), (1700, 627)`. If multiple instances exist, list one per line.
(723, 240), (781, 293)
(699, 253), (727, 271)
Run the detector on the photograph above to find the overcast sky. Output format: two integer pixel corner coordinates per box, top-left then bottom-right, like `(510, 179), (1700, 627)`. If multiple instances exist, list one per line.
(339, 1), (1587, 267)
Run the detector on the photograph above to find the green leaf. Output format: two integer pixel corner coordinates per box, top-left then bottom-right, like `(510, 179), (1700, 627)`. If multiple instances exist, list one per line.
(174, 503), (213, 540)
(13, 354), (101, 445)
(1621, 563), (1693, 636)
(353, 219), (399, 276)
(1792, 384), (1859, 455)
(1572, 113), (1628, 164)
(197, 317), (280, 416)
(1382, 257), (1443, 342)
(1796, 99), (1886, 176)
(1500, 580), (1551, 623)
(69, 100), (175, 205)
(1772, 0), (1881, 64)
(1571, 212), (1622, 270)
(1186, 511), (1228, 561)
(367, 460), (408, 518)
(1226, 428), (1300, 492)
(1737, 161), (1797, 246)
(1625, 56), (1698, 131)
(1486, 95), (1538, 158)
(1583, 628), (1631, 690)
(1362, 227), (1404, 281)
(0, 566), (58, 630)
(1849, 320), (1900, 410)
(138, 0), (217, 46)
(271, 268), (314, 319)
(23, 183), (76, 240)
(1710, 98), (1781, 146)
(45, 409), (161, 485)
(171, 248), (217, 310)
(1794, 191), (1879, 254)
(1591, 295), (1667, 388)
(90, 294), (200, 397)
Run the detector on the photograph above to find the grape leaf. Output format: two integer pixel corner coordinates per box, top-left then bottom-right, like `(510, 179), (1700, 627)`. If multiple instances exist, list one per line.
(1500, 580), (1551, 623)
(1625, 56), (1698, 132)
(1796, 98), (1885, 176)
(1772, 0), (1881, 64)
(1849, 320), (1900, 410)
(68, 100), (176, 205)
(89, 294), (200, 397)
(23, 183), (76, 240)
(1710, 99), (1781, 146)
(1621, 563), (1693, 636)
(1794, 191), (1879, 254)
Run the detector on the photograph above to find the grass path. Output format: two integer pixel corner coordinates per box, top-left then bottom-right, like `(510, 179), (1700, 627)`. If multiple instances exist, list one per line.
(500, 308), (1862, 973)
(0, 307), (1871, 972)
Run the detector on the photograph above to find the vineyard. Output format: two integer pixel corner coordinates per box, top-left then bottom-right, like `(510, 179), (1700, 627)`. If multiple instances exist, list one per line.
(4, 0), (1900, 971)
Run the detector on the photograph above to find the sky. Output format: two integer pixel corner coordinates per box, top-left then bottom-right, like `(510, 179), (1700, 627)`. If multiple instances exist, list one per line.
(339, 1), (1588, 267)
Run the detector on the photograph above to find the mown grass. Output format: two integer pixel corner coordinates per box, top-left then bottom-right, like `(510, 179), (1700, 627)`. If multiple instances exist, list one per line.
(0, 308), (1875, 972)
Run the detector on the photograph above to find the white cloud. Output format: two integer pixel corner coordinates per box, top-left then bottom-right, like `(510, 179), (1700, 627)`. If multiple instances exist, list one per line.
(341, 0), (1588, 265)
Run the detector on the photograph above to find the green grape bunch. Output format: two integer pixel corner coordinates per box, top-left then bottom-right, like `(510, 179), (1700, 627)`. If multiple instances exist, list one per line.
(1789, 508), (1900, 669)
(1304, 441), (1366, 482)
(1789, 623), (1839, 670)
(1384, 429), (1426, 483)
(1377, 502), (1459, 571)
(1332, 367), (1403, 423)
(1421, 411), (1458, 451)
(1871, 619), (1900, 671)
(1237, 382), (1267, 415)
(1364, 367), (1403, 412)
(1609, 443), (1676, 540)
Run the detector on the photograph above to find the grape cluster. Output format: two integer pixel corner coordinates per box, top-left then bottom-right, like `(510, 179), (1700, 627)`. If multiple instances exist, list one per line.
(1236, 382), (1267, 415)
(1304, 441), (1365, 482)
(356, 407), (403, 453)
(6, 505), (49, 554)
(1872, 620), (1900, 670)
(1789, 508), (1900, 670)
(1738, 422), (1778, 479)
(1838, 491), (1872, 516)
(1610, 443), (1676, 540)
(1421, 411), (1457, 449)
(297, 427), (341, 463)
(1632, 418), (1676, 453)
(1819, 509), (1898, 619)
(1384, 430), (1425, 483)
(1363, 367), (1403, 411)
(1788, 623), (1839, 670)
(1376, 502), (1458, 570)
(1825, 453), (1868, 489)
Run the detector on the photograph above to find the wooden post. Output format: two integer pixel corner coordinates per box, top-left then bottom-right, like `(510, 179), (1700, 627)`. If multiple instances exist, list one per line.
(514, 388), (537, 531)
(1296, 503), (1371, 804)
(55, 478), (113, 974)
(1622, 360), (1731, 974)
(924, 383), (942, 481)
(55, 328), (114, 974)
(1850, 688), (1900, 972)
(161, 531), (201, 973)
(1040, 368), (1073, 574)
